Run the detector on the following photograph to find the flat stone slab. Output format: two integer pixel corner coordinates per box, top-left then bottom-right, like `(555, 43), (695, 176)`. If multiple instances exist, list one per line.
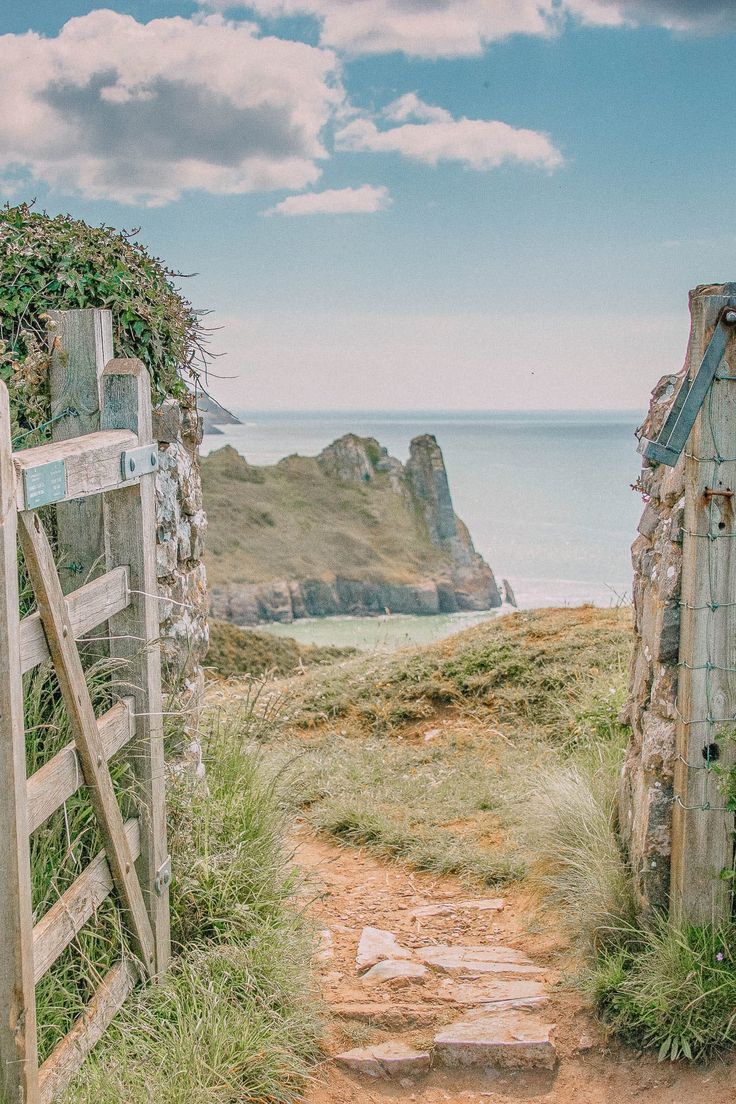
(356, 927), (414, 973)
(361, 959), (429, 987)
(434, 1010), (556, 1071)
(412, 899), (505, 918)
(438, 977), (547, 1008)
(418, 945), (542, 976)
(332, 1001), (439, 1030)
(336, 1041), (431, 1079)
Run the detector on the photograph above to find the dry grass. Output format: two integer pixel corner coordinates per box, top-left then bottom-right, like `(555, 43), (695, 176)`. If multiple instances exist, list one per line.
(216, 607), (633, 890)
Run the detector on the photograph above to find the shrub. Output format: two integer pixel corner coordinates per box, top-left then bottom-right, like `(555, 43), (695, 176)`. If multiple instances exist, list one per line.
(0, 203), (207, 439)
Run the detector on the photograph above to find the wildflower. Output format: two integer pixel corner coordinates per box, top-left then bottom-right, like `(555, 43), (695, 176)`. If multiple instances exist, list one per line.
(716, 952), (725, 962)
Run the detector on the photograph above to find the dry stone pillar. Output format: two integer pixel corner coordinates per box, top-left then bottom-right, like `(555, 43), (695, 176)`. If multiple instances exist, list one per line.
(620, 284), (736, 914)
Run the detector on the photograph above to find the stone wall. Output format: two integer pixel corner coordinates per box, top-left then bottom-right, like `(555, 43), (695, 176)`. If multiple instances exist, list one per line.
(153, 398), (209, 752)
(619, 373), (685, 912)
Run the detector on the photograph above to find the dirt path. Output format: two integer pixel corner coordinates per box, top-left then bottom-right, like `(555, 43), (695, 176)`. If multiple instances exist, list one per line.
(294, 827), (735, 1104)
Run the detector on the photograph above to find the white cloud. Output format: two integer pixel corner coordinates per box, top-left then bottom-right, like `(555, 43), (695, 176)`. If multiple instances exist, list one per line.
(335, 96), (563, 172)
(263, 183), (391, 215)
(0, 10), (343, 205)
(207, 0), (558, 58)
(383, 92), (452, 124)
(566, 0), (736, 32)
(202, 0), (736, 55)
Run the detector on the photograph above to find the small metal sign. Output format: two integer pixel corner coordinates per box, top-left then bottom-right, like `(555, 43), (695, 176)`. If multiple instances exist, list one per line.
(121, 445), (159, 480)
(23, 460), (67, 510)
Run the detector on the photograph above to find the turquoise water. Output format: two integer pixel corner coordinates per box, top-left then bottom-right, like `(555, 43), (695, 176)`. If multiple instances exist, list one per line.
(202, 410), (644, 647)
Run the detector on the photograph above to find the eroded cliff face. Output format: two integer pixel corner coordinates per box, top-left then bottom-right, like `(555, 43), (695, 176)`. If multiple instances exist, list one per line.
(206, 433), (501, 625)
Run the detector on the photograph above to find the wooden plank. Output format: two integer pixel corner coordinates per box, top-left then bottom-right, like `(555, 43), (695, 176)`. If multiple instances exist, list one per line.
(20, 565), (130, 673)
(671, 287), (736, 924)
(13, 429), (137, 511)
(26, 698), (135, 835)
(48, 309), (113, 593)
(18, 510), (157, 977)
(33, 819), (140, 984)
(0, 382), (40, 1104)
(37, 960), (139, 1104)
(103, 359), (171, 977)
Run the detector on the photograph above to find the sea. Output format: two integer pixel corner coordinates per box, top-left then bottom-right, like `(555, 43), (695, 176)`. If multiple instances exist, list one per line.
(201, 410), (645, 650)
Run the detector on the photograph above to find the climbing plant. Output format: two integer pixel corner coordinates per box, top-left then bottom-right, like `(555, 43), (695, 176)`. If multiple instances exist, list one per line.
(0, 203), (207, 439)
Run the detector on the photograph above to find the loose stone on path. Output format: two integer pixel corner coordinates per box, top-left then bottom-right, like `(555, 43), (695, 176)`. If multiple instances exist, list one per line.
(356, 926), (415, 973)
(411, 899), (505, 919)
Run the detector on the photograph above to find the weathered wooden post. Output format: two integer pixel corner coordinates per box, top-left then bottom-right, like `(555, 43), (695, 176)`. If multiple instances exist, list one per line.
(102, 359), (171, 975)
(48, 309), (113, 593)
(669, 287), (736, 922)
(0, 385), (40, 1104)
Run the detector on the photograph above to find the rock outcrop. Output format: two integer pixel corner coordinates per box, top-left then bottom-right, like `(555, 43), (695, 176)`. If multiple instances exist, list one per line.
(204, 433), (501, 625)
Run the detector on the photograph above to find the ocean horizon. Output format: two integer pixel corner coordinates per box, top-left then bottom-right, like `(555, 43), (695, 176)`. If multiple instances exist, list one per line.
(202, 408), (646, 647)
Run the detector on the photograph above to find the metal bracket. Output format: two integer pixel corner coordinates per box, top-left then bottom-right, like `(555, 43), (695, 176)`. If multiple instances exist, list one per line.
(154, 855), (172, 897)
(23, 460), (67, 510)
(638, 307), (736, 467)
(121, 445), (159, 480)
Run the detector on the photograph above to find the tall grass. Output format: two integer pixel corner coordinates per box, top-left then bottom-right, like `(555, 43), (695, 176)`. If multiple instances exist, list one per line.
(60, 707), (321, 1103)
(522, 758), (636, 952)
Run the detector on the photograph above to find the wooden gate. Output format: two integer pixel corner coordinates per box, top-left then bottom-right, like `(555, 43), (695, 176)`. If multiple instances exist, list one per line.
(0, 356), (170, 1103)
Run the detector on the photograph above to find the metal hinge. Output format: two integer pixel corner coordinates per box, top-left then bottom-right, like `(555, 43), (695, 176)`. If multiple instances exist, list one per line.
(121, 445), (159, 480)
(154, 855), (172, 896)
(638, 307), (736, 467)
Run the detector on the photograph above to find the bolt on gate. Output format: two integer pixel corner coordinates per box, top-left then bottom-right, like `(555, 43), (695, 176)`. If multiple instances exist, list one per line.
(0, 348), (170, 1102)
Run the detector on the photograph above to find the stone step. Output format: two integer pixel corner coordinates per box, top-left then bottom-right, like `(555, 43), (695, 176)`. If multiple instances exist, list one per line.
(437, 977), (548, 1009)
(361, 959), (429, 987)
(434, 1010), (557, 1071)
(335, 1041), (431, 1080)
(417, 945), (543, 976)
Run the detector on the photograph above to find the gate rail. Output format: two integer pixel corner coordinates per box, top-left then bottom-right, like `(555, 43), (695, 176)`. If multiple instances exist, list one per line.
(0, 354), (169, 1104)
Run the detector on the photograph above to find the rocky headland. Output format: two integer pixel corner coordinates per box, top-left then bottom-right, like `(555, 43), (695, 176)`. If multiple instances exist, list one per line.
(202, 433), (502, 625)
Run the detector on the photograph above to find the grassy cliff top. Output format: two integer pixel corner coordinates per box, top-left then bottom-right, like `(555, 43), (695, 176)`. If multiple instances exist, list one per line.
(206, 619), (355, 678)
(201, 444), (449, 586)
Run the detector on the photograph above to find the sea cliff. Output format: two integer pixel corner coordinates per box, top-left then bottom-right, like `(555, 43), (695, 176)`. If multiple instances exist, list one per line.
(202, 433), (501, 625)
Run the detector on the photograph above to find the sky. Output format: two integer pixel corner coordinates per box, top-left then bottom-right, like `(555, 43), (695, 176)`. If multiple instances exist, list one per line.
(1, 1), (736, 411)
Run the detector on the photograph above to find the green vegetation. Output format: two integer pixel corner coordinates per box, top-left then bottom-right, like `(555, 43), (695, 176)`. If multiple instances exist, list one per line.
(28, 657), (136, 1061)
(207, 618), (355, 678)
(247, 607), (632, 888)
(202, 445), (449, 586)
(593, 920), (736, 1061)
(64, 709), (320, 1103)
(0, 203), (205, 441)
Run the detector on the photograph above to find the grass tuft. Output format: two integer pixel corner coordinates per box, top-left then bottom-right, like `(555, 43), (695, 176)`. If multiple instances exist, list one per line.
(522, 757), (636, 952)
(592, 918), (736, 1061)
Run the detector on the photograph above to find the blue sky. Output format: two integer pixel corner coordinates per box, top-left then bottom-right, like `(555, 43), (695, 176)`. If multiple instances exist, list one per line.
(2, 1), (735, 410)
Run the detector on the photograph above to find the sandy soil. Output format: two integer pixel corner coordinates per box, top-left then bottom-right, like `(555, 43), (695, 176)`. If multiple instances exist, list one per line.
(294, 827), (736, 1104)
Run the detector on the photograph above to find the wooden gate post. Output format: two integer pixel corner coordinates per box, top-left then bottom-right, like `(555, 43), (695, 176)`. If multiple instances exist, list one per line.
(101, 360), (171, 975)
(48, 310), (113, 594)
(0, 384), (40, 1104)
(671, 286), (736, 924)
